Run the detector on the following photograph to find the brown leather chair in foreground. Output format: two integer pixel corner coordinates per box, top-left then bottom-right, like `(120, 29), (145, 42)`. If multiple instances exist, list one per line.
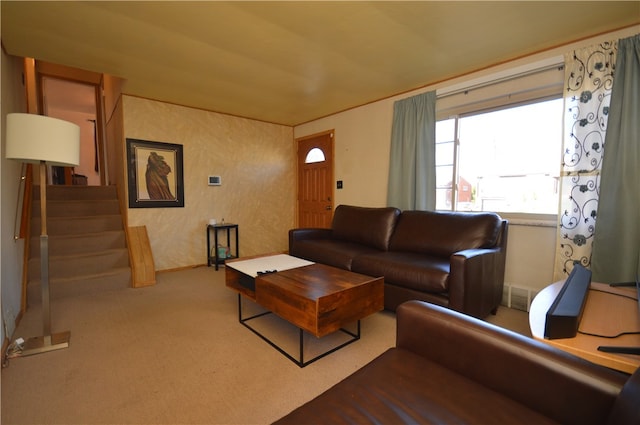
(274, 301), (639, 425)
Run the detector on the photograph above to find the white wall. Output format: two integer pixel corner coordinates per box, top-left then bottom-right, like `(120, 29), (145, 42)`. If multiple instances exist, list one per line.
(297, 102), (394, 208)
(1, 52), (28, 343)
(294, 26), (640, 293)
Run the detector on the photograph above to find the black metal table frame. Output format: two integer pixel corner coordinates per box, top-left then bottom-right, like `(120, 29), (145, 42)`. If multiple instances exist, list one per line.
(236, 294), (361, 368)
(206, 224), (239, 270)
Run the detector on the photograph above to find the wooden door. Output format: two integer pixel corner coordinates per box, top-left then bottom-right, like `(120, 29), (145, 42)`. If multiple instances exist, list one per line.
(297, 131), (334, 228)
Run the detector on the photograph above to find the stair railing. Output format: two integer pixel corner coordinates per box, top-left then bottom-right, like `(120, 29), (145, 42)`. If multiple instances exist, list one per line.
(16, 164), (34, 313)
(14, 163), (33, 241)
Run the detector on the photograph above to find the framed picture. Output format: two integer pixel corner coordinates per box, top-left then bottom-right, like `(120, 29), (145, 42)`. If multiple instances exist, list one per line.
(126, 138), (184, 208)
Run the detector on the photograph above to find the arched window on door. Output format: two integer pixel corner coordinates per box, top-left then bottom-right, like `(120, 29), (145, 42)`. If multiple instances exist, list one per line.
(305, 147), (326, 164)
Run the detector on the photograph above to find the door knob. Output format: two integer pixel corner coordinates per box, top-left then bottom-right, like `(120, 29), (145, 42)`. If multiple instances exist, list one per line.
(325, 205), (332, 210)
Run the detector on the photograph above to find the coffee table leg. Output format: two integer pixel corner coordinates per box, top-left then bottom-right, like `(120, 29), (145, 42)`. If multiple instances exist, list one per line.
(299, 329), (304, 365)
(297, 322), (359, 367)
(236, 294), (363, 368)
(238, 294), (271, 323)
(296, 321), (361, 367)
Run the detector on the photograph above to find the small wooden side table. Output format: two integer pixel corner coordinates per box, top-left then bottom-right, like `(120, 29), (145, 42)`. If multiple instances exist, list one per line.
(206, 223), (239, 270)
(529, 280), (640, 374)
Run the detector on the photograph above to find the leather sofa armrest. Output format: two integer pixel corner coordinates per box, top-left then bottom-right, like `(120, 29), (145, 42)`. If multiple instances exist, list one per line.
(289, 228), (332, 245)
(396, 301), (627, 425)
(607, 367), (640, 424)
(448, 246), (505, 318)
(289, 228), (332, 240)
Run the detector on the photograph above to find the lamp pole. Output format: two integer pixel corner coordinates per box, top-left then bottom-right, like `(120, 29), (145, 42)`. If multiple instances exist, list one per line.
(5, 113), (79, 356)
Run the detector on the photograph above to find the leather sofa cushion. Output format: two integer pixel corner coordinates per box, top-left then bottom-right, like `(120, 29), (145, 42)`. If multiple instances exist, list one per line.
(332, 205), (400, 251)
(289, 239), (380, 270)
(390, 210), (502, 257)
(352, 251), (450, 293)
(274, 347), (557, 425)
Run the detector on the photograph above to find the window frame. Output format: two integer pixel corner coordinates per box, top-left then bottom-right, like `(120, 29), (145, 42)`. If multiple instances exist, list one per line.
(435, 86), (564, 223)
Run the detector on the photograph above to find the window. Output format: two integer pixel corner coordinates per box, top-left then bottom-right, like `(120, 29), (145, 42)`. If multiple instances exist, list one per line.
(305, 147), (326, 164)
(435, 97), (563, 214)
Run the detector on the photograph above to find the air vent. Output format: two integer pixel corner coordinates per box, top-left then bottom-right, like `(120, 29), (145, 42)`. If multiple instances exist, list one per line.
(502, 284), (539, 312)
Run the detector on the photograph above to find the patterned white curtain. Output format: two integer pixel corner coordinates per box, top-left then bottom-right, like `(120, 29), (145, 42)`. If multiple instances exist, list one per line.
(553, 41), (618, 280)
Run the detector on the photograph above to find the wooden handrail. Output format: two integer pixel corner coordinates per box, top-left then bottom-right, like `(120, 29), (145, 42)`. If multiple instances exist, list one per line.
(18, 164), (33, 240)
(19, 164), (34, 314)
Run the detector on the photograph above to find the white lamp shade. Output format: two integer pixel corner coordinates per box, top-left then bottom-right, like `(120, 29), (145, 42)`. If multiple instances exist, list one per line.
(5, 113), (80, 166)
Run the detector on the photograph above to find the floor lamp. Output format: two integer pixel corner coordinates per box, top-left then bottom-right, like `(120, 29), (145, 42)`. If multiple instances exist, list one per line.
(5, 113), (80, 356)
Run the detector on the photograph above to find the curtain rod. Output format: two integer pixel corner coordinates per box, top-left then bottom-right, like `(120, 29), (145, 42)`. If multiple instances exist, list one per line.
(436, 62), (565, 100)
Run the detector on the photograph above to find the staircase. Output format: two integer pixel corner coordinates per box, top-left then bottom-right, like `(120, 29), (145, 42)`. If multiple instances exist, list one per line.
(28, 185), (132, 302)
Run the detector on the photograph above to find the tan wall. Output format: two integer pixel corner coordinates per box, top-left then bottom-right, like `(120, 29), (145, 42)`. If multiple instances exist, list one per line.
(122, 96), (295, 270)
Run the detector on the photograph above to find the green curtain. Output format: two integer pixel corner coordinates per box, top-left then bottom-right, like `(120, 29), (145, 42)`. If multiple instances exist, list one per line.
(591, 34), (640, 282)
(387, 91), (436, 211)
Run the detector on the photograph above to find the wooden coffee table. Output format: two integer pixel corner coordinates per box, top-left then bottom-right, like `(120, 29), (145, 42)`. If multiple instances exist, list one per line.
(226, 254), (384, 367)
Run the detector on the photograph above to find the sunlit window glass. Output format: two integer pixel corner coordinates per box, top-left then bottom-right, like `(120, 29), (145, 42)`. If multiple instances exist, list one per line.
(305, 147), (326, 164)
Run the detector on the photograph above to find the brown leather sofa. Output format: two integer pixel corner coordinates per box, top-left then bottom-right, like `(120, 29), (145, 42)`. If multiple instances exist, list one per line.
(274, 301), (640, 425)
(289, 205), (508, 318)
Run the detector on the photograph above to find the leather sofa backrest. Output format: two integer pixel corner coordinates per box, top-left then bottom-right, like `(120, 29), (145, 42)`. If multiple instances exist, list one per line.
(390, 210), (502, 257)
(397, 301), (627, 425)
(332, 205), (401, 251)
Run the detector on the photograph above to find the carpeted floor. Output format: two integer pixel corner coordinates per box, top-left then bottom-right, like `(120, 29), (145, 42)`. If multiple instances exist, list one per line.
(1, 265), (530, 424)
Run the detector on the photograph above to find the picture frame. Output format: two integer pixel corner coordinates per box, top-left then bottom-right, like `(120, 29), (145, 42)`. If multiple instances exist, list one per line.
(126, 138), (184, 208)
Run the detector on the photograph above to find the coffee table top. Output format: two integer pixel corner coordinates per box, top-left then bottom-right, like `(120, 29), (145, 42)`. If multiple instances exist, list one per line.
(257, 263), (380, 299)
(226, 254), (313, 277)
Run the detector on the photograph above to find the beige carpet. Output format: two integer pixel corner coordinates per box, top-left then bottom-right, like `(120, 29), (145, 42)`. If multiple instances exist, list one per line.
(1, 266), (530, 424)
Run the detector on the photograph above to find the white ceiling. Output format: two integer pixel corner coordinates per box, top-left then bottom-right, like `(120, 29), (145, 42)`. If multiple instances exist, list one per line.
(2, 1), (639, 126)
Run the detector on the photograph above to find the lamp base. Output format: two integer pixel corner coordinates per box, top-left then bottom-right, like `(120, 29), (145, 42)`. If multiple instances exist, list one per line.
(19, 331), (70, 357)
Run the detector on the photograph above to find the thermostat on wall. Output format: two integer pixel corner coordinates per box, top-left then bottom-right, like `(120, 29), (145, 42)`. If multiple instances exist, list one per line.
(208, 175), (221, 186)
